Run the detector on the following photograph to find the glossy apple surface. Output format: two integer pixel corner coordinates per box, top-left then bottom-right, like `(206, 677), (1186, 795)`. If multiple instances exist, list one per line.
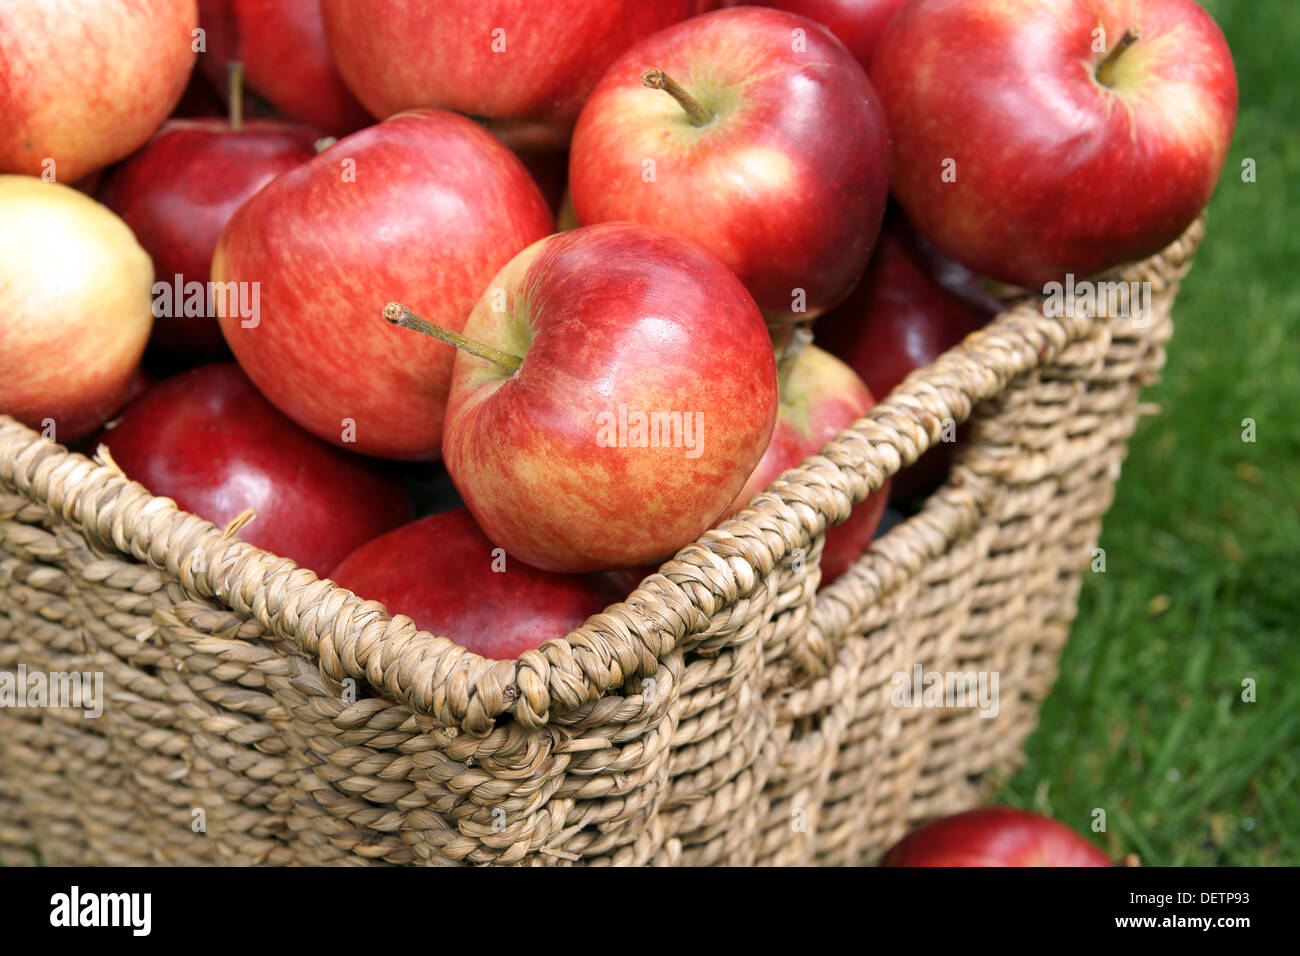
(0, 177), (153, 444)
(881, 807), (1113, 866)
(726, 345), (889, 586)
(570, 6), (890, 325)
(816, 220), (989, 502)
(721, 0), (908, 68)
(99, 363), (412, 575)
(319, 0), (695, 148)
(0, 0), (197, 182)
(212, 109), (553, 460)
(871, 0), (1237, 287)
(99, 118), (320, 359)
(331, 509), (623, 661)
(436, 222), (778, 573)
(198, 0), (371, 135)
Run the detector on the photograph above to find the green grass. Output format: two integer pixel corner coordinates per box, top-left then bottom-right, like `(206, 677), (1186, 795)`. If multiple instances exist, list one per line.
(998, 0), (1300, 865)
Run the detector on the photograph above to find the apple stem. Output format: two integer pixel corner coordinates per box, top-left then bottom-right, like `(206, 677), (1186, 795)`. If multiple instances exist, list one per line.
(1096, 26), (1141, 87)
(776, 326), (812, 396)
(641, 69), (712, 127)
(383, 302), (523, 375)
(228, 61), (245, 132)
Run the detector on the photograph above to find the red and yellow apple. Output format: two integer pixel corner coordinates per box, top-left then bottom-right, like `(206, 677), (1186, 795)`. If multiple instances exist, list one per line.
(881, 807), (1113, 866)
(0, 176), (153, 444)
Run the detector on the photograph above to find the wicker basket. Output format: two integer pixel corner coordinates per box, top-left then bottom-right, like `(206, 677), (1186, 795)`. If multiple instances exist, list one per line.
(0, 219), (1203, 866)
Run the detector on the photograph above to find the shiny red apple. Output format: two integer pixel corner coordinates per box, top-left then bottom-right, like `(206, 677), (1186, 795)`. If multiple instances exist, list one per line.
(197, 0), (371, 135)
(99, 118), (321, 359)
(212, 108), (553, 461)
(870, 0), (1237, 287)
(331, 509), (623, 661)
(720, 0), (908, 69)
(98, 363), (412, 575)
(319, 0), (696, 149)
(726, 344), (890, 586)
(881, 807), (1113, 866)
(407, 222), (778, 573)
(816, 219), (989, 502)
(0, 0), (197, 182)
(570, 6), (890, 326)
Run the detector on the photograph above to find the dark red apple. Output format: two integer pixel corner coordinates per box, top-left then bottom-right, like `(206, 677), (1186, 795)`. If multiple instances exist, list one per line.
(0, 0), (197, 182)
(881, 807), (1113, 866)
(98, 363), (412, 575)
(99, 118), (321, 359)
(870, 0), (1237, 287)
(720, 0), (908, 69)
(319, 0), (696, 150)
(396, 222), (778, 573)
(726, 343), (890, 586)
(212, 109), (554, 461)
(331, 509), (623, 661)
(570, 6), (890, 326)
(816, 220), (989, 502)
(197, 0), (371, 135)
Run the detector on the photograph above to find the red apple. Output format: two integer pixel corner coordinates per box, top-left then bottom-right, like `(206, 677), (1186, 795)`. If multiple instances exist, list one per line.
(98, 363), (412, 575)
(570, 6), (890, 326)
(720, 0), (908, 69)
(99, 118), (321, 359)
(197, 0), (371, 136)
(401, 222), (778, 574)
(816, 219), (989, 502)
(870, 0), (1237, 288)
(881, 807), (1113, 866)
(212, 109), (553, 461)
(0, 0), (197, 182)
(0, 177), (154, 445)
(319, 0), (696, 149)
(726, 344), (890, 586)
(331, 509), (623, 661)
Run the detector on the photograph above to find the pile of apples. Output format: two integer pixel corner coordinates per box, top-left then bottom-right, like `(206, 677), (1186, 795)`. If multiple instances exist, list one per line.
(0, 0), (1236, 662)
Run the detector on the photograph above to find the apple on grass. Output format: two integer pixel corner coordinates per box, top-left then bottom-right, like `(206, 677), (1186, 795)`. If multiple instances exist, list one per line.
(881, 807), (1114, 866)
(0, 177), (153, 445)
(319, 0), (696, 151)
(212, 108), (554, 461)
(0, 0), (197, 182)
(197, 0), (371, 136)
(725, 339), (890, 586)
(720, 0), (909, 70)
(385, 222), (779, 574)
(816, 217), (990, 502)
(98, 364), (412, 576)
(870, 0), (1237, 288)
(569, 6), (890, 326)
(100, 69), (321, 359)
(331, 509), (624, 662)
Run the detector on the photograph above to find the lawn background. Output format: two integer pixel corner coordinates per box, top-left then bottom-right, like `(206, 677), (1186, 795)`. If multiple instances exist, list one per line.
(997, 0), (1300, 865)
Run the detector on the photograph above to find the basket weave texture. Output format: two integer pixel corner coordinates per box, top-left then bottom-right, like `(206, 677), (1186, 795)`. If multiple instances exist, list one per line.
(0, 220), (1202, 866)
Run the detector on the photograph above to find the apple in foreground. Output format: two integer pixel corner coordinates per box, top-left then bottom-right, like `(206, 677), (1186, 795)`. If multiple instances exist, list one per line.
(816, 219), (989, 502)
(392, 222), (779, 573)
(870, 0), (1237, 288)
(99, 364), (412, 575)
(881, 807), (1113, 866)
(0, 177), (153, 444)
(319, 0), (696, 150)
(721, 0), (908, 69)
(570, 6), (890, 326)
(0, 0), (197, 182)
(212, 109), (553, 460)
(197, 0), (371, 136)
(726, 343), (890, 586)
(331, 509), (623, 661)
(99, 118), (321, 358)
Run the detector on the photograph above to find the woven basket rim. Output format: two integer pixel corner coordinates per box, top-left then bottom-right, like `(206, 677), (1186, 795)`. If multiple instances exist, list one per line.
(0, 218), (1205, 734)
